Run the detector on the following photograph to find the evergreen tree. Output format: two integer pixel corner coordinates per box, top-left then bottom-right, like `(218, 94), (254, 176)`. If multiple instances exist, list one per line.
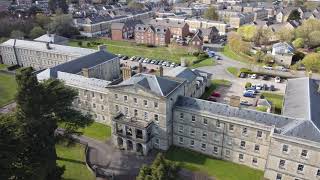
(0, 67), (92, 179)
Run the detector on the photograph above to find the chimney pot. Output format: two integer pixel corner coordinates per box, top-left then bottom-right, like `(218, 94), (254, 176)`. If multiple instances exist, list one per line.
(98, 45), (107, 51)
(159, 66), (163, 76)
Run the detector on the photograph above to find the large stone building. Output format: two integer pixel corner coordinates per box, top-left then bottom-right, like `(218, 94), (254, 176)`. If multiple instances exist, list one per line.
(29, 43), (320, 180)
(0, 39), (96, 70)
(134, 24), (171, 46)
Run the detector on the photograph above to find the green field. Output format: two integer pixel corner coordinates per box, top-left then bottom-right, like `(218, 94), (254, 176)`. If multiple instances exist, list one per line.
(56, 143), (95, 180)
(261, 92), (284, 114)
(68, 39), (204, 65)
(165, 146), (264, 180)
(79, 122), (112, 141)
(191, 58), (215, 68)
(227, 67), (239, 76)
(222, 45), (255, 64)
(0, 72), (17, 107)
(201, 79), (232, 99)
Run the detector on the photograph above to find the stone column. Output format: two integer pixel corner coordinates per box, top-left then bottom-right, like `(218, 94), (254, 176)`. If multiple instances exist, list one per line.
(132, 127), (136, 140)
(122, 125), (126, 137)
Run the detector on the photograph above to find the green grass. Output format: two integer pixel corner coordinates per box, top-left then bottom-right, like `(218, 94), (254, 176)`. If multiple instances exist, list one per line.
(226, 67), (239, 76)
(201, 79), (232, 99)
(165, 146), (264, 180)
(222, 45), (254, 64)
(0, 72), (17, 107)
(256, 106), (268, 112)
(68, 39), (200, 65)
(0, 64), (8, 70)
(56, 143), (95, 180)
(261, 92), (284, 114)
(78, 122), (111, 141)
(191, 58), (215, 68)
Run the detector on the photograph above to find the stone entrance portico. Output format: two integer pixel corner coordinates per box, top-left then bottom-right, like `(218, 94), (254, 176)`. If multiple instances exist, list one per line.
(112, 113), (153, 155)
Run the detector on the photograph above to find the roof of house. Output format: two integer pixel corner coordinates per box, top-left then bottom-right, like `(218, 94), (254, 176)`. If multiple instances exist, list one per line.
(0, 39), (96, 57)
(175, 96), (298, 129)
(148, 19), (188, 28)
(34, 33), (68, 44)
(165, 66), (198, 82)
(272, 42), (295, 54)
(135, 24), (169, 34)
(113, 73), (184, 97)
(40, 50), (117, 78)
(283, 77), (320, 129)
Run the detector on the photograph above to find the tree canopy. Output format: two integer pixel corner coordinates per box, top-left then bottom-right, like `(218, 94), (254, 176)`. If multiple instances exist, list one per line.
(137, 153), (180, 180)
(237, 25), (257, 42)
(227, 32), (251, 54)
(302, 53), (320, 73)
(295, 19), (320, 47)
(287, 9), (301, 21)
(203, 6), (219, 21)
(0, 67), (92, 179)
(49, 14), (79, 37)
(29, 26), (46, 39)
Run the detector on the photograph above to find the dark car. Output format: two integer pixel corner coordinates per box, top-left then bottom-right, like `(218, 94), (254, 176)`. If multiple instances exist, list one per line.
(239, 72), (246, 78)
(262, 84), (268, 91)
(270, 85), (275, 91)
(262, 75), (270, 80)
(207, 96), (217, 102)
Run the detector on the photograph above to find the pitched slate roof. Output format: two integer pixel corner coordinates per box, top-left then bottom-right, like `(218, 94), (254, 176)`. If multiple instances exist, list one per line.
(283, 77), (320, 129)
(175, 96), (298, 129)
(34, 33), (68, 44)
(40, 50), (117, 78)
(0, 39), (96, 57)
(114, 74), (184, 97)
(284, 120), (320, 143)
(165, 66), (197, 82)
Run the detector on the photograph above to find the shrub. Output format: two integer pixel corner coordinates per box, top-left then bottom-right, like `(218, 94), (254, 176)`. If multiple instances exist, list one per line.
(78, 41), (82, 47)
(240, 68), (253, 74)
(86, 42), (91, 47)
(245, 82), (252, 88)
(256, 106), (268, 112)
(292, 38), (304, 48)
(192, 51), (200, 56)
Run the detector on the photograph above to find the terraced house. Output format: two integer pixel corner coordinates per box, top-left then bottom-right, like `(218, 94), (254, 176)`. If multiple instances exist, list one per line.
(5, 40), (319, 180)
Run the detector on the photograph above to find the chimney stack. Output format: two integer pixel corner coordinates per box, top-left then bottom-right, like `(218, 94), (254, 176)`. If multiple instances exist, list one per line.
(229, 95), (240, 107)
(159, 66), (163, 76)
(138, 63), (143, 73)
(82, 68), (89, 77)
(98, 45), (106, 51)
(122, 66), (132, 80)
(181, 58), (186, 67)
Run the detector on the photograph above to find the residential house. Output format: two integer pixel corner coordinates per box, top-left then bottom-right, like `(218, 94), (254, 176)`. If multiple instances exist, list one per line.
(229, 13), (255, 28)
(111, 21), (141, 41)
(188, 30), (203, 50)
(134, 24), (171, 46)
(271, 42), (295, 67)
(148, 19), (190, 39)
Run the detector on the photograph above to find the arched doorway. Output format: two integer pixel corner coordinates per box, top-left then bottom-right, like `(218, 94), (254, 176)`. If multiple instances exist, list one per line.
(117, 137), (123, 148)
(127, 140), (133, 151)
(136, 143), (143, 155)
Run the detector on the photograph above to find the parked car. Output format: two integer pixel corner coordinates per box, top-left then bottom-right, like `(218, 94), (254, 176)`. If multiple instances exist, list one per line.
(262, 75), (270, 80)
(211, 92), (221, 97)
(240, 100), (252, 106)
(276, 66), (289, 72)
(243, 92), (255, 98)
(170, 63), (176, 67)
(239, 72), (247, 78)
(255, 84), (262, 90)
(207, 96), (217, 102)
(132, 66), (138, 70)
(263, 65), (273, 70)
(275, 76), (281, 83)
(121, 56), (128, 60)
(262, 84), (268, 91)
(244, 90), (257, 94)
(270, 85), (275, 91)
(129, 56), (136, 61)
(166, 62), (171, 67)
(250, 74), (257, 79)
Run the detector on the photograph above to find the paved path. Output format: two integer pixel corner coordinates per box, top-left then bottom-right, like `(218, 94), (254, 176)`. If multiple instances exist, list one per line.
(0, 102), (16, 114)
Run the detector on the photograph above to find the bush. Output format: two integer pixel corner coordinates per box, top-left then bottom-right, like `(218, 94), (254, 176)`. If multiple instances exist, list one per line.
(86, 42), (91, 47)
(256, 106), (268, 112)
(77, 41), (82, 47)
(316, 47), (320, 52)
(197, 53), (209, 60)
(192, 51), (200, 56)
(292, 38), (304, 48)
(245, 82), (252, 88)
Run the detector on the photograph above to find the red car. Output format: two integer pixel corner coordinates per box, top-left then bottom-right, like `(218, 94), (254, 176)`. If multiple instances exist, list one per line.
(207, 96), (217, 102)
(211, 92), (221, 97)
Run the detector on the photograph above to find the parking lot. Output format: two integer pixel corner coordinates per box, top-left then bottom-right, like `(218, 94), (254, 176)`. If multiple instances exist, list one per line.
(207, 74), (286, 111)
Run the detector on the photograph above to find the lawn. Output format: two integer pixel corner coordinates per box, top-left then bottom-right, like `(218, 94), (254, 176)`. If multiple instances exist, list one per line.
(261, 92), (284, 114)
(68, 39), (200, 65)
(56, 143), (95, 180)
(79, 122), (112, 141)
(201, 79), (232, 99)
(222, 45), (254, 64)
(191, 58), (215, 68)
(165, 146), (264, 180)
(227, 67), (239, 76)
(0, 72), (17, 107)
(0, 64), (8, 70)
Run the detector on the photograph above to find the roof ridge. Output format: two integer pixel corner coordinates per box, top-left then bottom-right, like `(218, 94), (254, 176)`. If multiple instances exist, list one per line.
(307, 78), (312, 121)
(154, 75), (164, 96)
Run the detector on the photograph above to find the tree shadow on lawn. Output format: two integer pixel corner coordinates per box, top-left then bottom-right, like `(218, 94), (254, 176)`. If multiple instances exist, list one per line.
(57, 157), (86, 165)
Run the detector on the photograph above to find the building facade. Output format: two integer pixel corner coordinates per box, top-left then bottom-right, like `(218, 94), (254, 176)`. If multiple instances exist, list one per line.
(135, 24), (171, 46)
(34, 44), (320, 180)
